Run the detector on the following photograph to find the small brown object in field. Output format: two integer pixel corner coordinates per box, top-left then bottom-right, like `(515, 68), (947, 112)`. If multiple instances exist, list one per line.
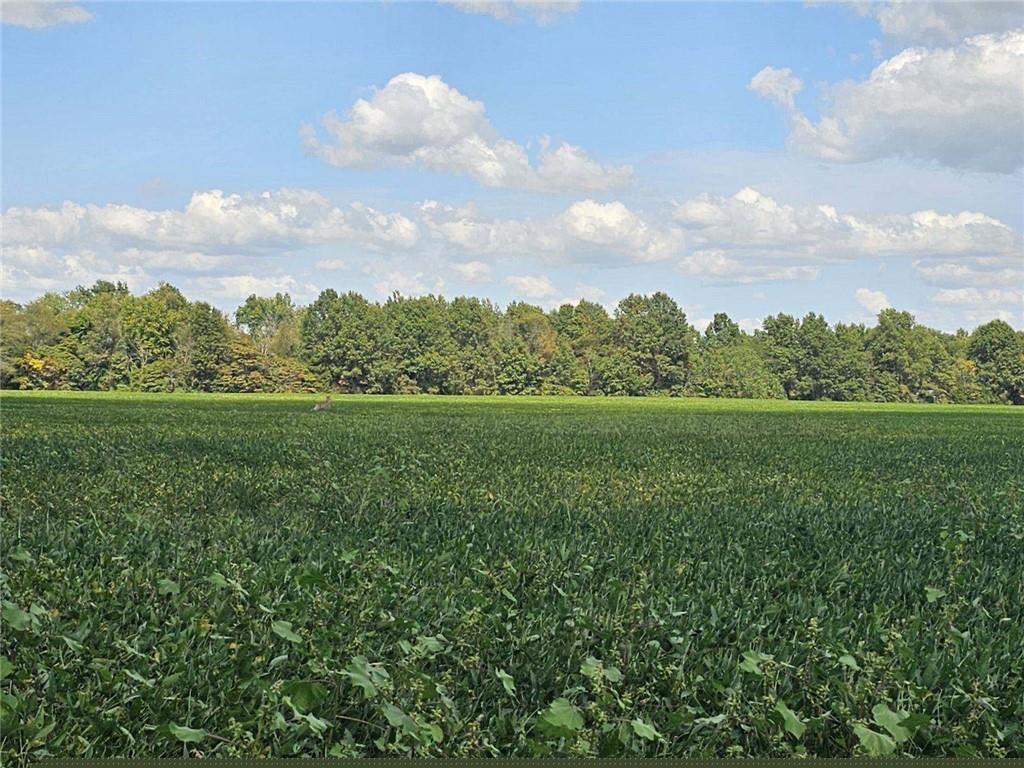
(312, 395), (332, 412)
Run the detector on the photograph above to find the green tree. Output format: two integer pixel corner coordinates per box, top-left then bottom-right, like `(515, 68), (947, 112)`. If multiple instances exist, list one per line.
(176, 302), (231, 391)
(968, 319), (1024, 404)
(300, 290), (379, 392)
(235, 292), (299, 357)
(759, 313), (802, 398)
(614, 292), (695, 393)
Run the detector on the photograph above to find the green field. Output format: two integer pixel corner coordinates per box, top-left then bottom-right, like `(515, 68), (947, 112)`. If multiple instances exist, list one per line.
(2, 392), (1022, 759)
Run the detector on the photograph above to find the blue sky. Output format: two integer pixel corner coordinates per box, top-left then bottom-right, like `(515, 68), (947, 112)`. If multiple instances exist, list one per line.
(2, 0), (1022, 330)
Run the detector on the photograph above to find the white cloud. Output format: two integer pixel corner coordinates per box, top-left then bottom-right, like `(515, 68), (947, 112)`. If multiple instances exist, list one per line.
(418, 197), (682, 263)
(748, 66), (803, 109)
(914, 260), (1024, 288)
(371, 270), (444, 298)
(673, 187), (1021, 285)
(932, 287), (1023, 306)
(0, 188), (422, 304)
(119, 248), (226, 272)
(928, 285), (1023, 328)
(188, 274), (314, 302)
(676, 249), (819, 284)
(570, 283), (605, 302)
(302, 73), (632, 191)
(420, 188), (1019, 287)
(6, 187), (1018, 323)
(449, 260), (492, 282)
(854, 1), (1024, 44)
(1, 188), (420, 253)
(855, 287), (892, 314)
(440, 0), (578, 25)
(506, 274), (558, 298)
(0, 246), (229, 302)
(674, 187), (1020, 260)
(560, 199), (682, 262)
(542, 284), (610, 311)
(1, 1), (93, 28)
(754, 30), (1024, 173)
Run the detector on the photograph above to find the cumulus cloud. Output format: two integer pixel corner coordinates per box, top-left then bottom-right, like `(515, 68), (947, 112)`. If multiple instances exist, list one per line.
(559, 283), (606, 304)
(370, 270), (445, 298)
(1, 1), (93, 28)
(748, 66), (803, 109)
(0, 188), (422, 303)
(449, 260), (493, 282)
(5, 187), (1018, 317)
(853, 1), (1024, 44)
(505, 274), (558, 298)
(914, 260), (1024, 288)
(418, 188), (1019, 287)
(418, 197), (682, 264)
(440, 0), (578, 25)
(674, 187), (1020, 260)
(302, 73), (632, 191)
(560, 200), (682, 262)
(932, 286), (1023, 306)
(928, 285), (1023, 326)
(1, 188), (420, 253)
(672, 187), (1021, 284)
(676, 249), (819, 284)
(188, 274), (316, 302)
(753, 29), (1024, 173)
(855, 287), (892, 314)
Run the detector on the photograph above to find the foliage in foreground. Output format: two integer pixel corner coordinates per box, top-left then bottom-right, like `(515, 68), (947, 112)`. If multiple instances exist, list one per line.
(1, 393), (1023, 760)
(3, 280), (1023, 403)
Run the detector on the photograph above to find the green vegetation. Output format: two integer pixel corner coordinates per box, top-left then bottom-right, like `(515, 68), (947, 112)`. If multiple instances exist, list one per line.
(2, 392), (1022, 760)
(3, 280), (1023, 403)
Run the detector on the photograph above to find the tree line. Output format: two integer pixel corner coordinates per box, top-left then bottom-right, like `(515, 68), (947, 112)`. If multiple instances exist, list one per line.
(1, 280), (1022, 403)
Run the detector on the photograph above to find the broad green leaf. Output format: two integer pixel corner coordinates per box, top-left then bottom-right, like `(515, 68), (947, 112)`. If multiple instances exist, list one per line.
(157, 578), (180, 596)
(271, 620), (302, 643)
(416, 635), (445, 654)
(775, 700), (806, 739)
(872, 702), (911, 743)
(423, 721), (443, 743)
(603, 665), (623, 683)
(207, 572), (229, 588)
(538, 697), (584, 739)
(0, 656), (12, 681)
(0, 691), (20, 718)
(496, 668), (516, 695)
(838, 653), (861, 671)
(2, 602), (31, 632)
(382, 702), (417, 734)
(854, 724), (897, 756)
(269, 653), (289, 669)
(739, 650), (772, 676)
(62, 635), (84, 653)
(169, 723), (206, 743)
(630, 718), (662, 741)
(344, 656), (387, 700)
(899, 712), (931, 733)
(925, 587), (946, 603)
(297, 710), (330, 736)
(282, 680), (328, 713)
(580, 656), (602, 680)
(9, 547), (32, 563)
